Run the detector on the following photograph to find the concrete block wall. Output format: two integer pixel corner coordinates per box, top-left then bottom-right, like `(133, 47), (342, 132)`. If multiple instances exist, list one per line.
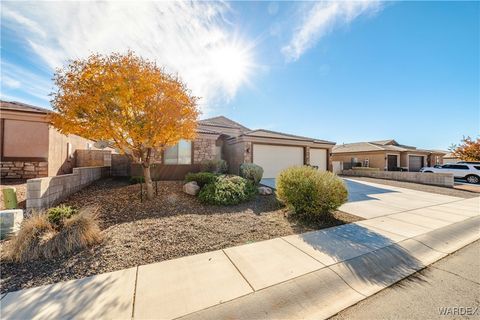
(26, 166), (110, 211)
(342, 170), (454, 187)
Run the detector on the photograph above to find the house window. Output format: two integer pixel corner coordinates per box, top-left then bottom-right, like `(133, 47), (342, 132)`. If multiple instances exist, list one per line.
(164, 140), (192, 164)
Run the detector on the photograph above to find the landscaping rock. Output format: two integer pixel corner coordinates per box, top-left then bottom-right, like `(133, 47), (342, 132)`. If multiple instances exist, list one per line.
(258, 186), (273, 196)
(183, 181), (200, 196)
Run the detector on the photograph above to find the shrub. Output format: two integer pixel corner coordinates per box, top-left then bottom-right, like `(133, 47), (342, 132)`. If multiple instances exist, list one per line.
(47, 205), (78, 227)
(199, 175), (257, 205)
(185, 172), (218, 188)
(4, 207), (102, 262)
(239, 163), (264, 185)
(200, 159), (228, 174)
(129, 176), (145, 184)
(276, 166), (348, 223)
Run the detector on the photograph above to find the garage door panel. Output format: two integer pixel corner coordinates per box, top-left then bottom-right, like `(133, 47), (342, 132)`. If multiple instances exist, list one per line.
(409, 156), (424, 172)
(310, 149), (327, 171)
(253, 144), (304, 179)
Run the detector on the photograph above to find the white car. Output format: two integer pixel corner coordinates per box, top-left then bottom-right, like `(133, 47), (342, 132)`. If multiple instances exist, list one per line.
(420, 163), (480, 184)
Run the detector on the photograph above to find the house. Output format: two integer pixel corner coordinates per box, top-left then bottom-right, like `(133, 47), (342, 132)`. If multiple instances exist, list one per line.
(0, 101), (105, 179)
(133, 116), (335, 179)
(442, 152), (461, 164)
(331, 139), (446, 172)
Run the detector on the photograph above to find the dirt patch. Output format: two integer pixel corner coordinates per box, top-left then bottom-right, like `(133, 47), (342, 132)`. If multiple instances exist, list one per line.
(0, 180), (27, 209)
(0, 178), (360, 294)
(343, 176), (478, 198)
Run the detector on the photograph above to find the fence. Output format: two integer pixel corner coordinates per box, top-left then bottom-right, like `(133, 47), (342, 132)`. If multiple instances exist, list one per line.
(76, 150), (112, 167)
(342, 169), (454, 187)
(26, 166), (110, 211)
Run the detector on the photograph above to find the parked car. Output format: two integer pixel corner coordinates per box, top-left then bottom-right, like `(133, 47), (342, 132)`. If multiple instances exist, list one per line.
(420, 163), (480, 184)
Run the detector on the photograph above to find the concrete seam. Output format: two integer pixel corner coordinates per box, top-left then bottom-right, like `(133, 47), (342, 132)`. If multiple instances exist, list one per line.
(131, 266), (139, 320)
(430, 265), (480, 285)
(279, 237), (329, 266)
(385, 215), (442, 231)
(221, 249), (255, 292)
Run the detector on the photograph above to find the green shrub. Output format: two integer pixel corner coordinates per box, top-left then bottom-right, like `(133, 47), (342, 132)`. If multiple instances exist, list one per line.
(276, 166), (348, 222)
(185, 172), (218, 188)
(47, 205), (78, 227)
(200, 159), (228, 174)
(199, 175), (257, 205)
(239, 163), (264, 185)
(129, 176), (145, 184)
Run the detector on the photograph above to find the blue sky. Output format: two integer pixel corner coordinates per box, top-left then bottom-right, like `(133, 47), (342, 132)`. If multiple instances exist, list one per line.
(1, 1), (478, 150)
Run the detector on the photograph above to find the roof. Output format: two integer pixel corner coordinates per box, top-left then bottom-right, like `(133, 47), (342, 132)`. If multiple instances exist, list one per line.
(196, 127), (222, 135)
(198, 116), (250, 131)
(333, 140), (444, 154)
(237, 129), (335, 145)
(0, 100), (51, 114)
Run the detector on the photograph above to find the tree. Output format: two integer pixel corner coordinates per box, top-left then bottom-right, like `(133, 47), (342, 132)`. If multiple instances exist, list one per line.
(51, 52), (199, 200)
(450, 136), (480, 161)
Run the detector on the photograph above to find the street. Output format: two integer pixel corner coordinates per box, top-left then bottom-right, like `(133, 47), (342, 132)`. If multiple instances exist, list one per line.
(331, 241), (480, 319)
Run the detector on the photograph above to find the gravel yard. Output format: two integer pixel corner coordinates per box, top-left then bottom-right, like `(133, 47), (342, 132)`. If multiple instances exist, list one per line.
(0, 178), (361, 294)
(343, 176), (478, 198)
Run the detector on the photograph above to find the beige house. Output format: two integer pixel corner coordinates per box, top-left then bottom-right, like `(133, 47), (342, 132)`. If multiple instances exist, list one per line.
(132, 116), (335, 180)
(0, 101), (104, 179)
(332, 139), (446, 172)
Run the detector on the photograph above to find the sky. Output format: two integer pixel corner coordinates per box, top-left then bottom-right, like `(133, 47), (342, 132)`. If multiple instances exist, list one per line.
(1, 1), (479, 150)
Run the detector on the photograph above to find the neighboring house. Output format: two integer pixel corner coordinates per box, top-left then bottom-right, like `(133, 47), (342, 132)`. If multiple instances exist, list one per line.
(332, 139), (446, 172)
(442, 152), (461, 164)
(0, 101), (105, 179)
(135, 116), (335, 179)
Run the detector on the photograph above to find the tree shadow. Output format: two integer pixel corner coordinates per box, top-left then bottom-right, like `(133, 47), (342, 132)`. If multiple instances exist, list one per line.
(293, 223), (430, 290)
(0, 268), (135, 319)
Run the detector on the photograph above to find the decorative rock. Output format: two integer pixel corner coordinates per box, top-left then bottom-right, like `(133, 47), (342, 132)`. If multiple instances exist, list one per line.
(258, 186), (273, 195)
(183, 181), (200, 196)
(0, 209), (24, 240)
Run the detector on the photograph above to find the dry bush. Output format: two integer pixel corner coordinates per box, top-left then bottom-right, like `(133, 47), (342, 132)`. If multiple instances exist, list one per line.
(4, 207), (102, 263)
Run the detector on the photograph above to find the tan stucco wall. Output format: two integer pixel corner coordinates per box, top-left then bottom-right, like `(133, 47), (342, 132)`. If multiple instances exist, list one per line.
(2, 119), (49, 158)
(48, 127), (99, 176)
(332, 151), (389, 170)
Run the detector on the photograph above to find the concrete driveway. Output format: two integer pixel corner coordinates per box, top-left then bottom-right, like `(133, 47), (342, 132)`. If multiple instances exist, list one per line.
(340, 178), (465, 219)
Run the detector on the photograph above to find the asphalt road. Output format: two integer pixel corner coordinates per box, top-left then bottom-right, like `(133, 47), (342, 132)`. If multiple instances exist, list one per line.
(330, 240), (480, 320)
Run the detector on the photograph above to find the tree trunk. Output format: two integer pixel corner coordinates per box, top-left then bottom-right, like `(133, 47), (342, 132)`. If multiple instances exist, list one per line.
(142, 164), (154, 200)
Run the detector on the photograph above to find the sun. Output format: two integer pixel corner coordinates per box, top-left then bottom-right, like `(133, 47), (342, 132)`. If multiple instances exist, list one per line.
(210, 41), (254, 95)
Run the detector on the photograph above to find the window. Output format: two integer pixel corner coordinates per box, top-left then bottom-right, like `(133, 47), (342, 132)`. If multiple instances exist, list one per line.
(164, 140), (191, 164)
(451, 165), (469, 170)
(474, 166), (480, 170)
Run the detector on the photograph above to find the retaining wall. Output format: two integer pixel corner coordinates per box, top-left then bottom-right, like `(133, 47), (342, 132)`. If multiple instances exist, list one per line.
(26, 166), (110, 211)
(342, 169), (454, 187)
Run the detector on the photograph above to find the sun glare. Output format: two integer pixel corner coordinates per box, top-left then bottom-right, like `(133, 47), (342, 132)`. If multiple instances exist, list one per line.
(211, 41), (254, 94)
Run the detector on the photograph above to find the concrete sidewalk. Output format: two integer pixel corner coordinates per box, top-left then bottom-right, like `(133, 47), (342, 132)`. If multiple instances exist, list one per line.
(1, 196), (478, 319)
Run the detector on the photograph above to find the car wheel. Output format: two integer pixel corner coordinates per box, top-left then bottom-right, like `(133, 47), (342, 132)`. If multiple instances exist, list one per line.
(465, 175), (480, 184)
(424, 171), (433, 173)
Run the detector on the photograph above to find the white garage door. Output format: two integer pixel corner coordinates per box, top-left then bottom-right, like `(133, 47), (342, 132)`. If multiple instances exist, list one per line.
(253, 144), (304, 179)
(310, 148), (327, 171)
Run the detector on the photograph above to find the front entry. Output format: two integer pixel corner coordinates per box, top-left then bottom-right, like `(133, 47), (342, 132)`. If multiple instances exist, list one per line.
(387, 155), (398, 171)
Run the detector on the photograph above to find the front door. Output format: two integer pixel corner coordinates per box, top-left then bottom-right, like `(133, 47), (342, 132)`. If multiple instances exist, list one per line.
(387, 155), (397, 171)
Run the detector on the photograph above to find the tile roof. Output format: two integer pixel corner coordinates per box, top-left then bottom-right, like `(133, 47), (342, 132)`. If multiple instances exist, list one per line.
(198, 116), (250, 131)
(0, 100), (51, 114)
(238, 129), (335, 144)
(333, 140), (444, 154)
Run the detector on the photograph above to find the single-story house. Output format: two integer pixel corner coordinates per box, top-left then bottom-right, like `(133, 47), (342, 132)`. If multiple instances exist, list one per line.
(0, 101), (105, 179)
(331, 139), (446, 172)
(442, 152), (461, 164)
(133, 116), (335, 179)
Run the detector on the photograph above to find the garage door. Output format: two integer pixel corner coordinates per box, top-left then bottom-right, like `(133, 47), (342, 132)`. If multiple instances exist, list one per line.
(409, 156), (424, 172)
(310, 148), (327, 171)
(253, 144), (304, 179)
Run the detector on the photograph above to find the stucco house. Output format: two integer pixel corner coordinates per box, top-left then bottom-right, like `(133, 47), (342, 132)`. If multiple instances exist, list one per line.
(0, 101), (104, 179)
(331, 139), (446, 172)
(132, 116), (335, 179)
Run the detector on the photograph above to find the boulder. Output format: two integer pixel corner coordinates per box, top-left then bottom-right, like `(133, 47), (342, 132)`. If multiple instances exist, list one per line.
(183, 181), (200, 196)
(258, 186), (273, 195)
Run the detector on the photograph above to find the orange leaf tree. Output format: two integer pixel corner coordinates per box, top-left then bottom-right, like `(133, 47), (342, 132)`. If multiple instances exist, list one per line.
(450, 136), (480, 161)
(51, 52), (199, 200)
